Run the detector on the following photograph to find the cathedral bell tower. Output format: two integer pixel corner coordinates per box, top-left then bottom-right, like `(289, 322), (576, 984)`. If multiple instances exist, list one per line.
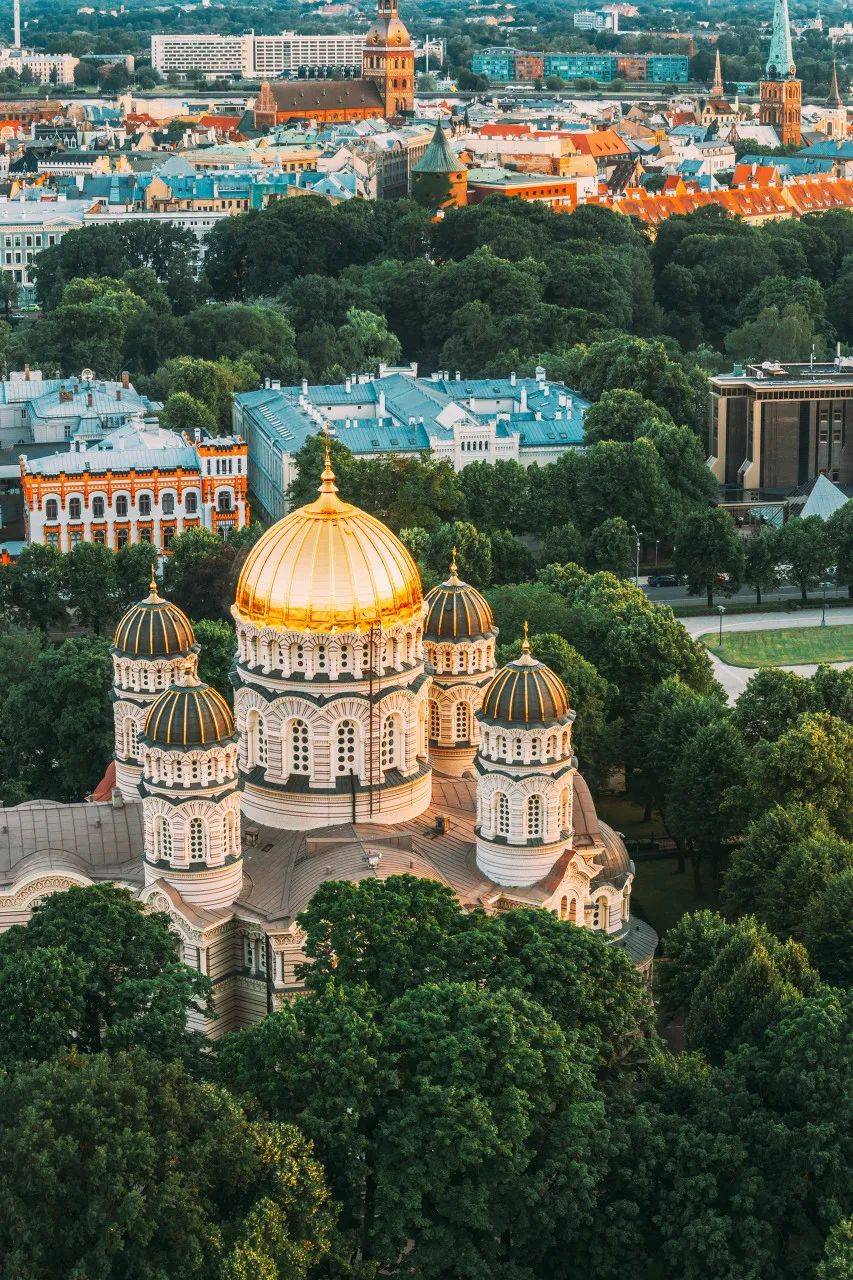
(760, 0), (802, 147)
(362, 0), (415, 119)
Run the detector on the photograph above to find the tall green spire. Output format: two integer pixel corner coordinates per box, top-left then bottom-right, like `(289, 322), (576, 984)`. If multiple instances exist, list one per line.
(766, 0), (796, 80)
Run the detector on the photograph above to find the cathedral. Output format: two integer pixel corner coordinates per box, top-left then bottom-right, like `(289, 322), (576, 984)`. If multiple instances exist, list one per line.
(253, 0), (414, 129)
(0, 446), (656, 1035)
(759, 0), (802, 147)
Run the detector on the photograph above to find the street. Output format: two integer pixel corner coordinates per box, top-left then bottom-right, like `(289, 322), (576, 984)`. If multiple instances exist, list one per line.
(680, 607), (853, 702)
(643, 580), (849, 609)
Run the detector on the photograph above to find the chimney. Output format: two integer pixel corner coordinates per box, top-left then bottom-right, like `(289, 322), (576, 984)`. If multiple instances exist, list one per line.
(301, 377), (308, 395)
(194, 428), (201, 443)
(520, 384), (528, 412)
(455, 370), (461, 380)
(510, 371), (517, 386)
(121, 370), (130, 389)
(378, 388), (386, 417)
(345, 377), (352, 393)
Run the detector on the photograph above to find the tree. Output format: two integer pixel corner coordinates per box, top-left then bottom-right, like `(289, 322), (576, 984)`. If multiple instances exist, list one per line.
(459, 459), (530, 533)
(0, 884), (211, 1062)
(740, 525), (781, 605)
(164, 526), (236, 620)
(194, 618), (236, 702)
(827, 499), (853, 598)
(539, 520), (586, 569)
(0, 270), (18, 317)
(578, 437), (672, 538)
(667, 718), (748, 890)
(777, 515), (834, 602)
(0, 946), (88, 1068)
(560, 335), (709, 435)
(184, 302), (299, 381)
(583, 388), (672, 445)
(333, 306), (402, 376)
(150, 356), (243, 432)
(818, 1217), (853, 1280)
(0, 637), (113, 801)
(4, 542), (65, 631)
(746, 712), (853, 838)
(803, 869), (853, 989)
(731, 666), (817, 744)
(722, 802), (831, 919)
(725, 303), (827, 365)
(586, 516), (634, 578)
(673, 506), (744, 606)
(0, 1051), (333, 1280)
(115, 540), (160, 608)
(428, 521), (493, 588)
(160, 390), (216, 434)
(759, 831), (853, 941)
(659, 909), (735, 1018)
(488, 528), (535, 584)
(62, 540), (118, 634)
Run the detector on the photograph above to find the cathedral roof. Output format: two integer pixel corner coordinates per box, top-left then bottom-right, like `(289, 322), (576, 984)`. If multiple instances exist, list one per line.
(233, 447), (423, 634)
(264, 79), (384, 115)
(424, 552), (494, 643)
(143, 671), (235, 749)
(113, 578), (195, 659)
(479, 629), (570, 727)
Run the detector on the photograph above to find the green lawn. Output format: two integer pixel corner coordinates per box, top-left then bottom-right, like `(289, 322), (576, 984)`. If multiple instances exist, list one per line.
(700, 624), (853, 668)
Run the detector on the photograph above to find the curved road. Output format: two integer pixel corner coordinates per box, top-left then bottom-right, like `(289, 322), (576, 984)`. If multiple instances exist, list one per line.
(681, 606), (853, 702)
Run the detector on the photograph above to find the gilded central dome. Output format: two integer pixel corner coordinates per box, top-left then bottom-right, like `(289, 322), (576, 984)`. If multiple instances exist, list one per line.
(234, 452), (423, 633)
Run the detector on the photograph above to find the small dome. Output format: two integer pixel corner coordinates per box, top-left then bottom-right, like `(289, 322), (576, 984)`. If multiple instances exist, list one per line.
(424, 552), (494, 642)
(144, 669), (235, 749)
(365, 14), (411, 46)
(113, 577), (195, 659)
(233, 447), (423, 634)
(480, 628), (570, 727)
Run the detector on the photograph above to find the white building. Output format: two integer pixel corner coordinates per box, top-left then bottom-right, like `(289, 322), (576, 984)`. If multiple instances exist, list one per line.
(151, 30), (367, 80)
(0, 199), (91, 303)
(0, 46), (78, 85)
(573, 7), (619, 32)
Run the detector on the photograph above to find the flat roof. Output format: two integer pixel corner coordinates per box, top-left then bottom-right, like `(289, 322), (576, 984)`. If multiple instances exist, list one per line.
(712, 361), (853, 392)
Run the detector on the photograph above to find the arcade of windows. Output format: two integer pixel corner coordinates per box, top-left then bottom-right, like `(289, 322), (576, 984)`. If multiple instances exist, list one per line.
(152, 809), (240, 863)
(42, 489), (202, 523)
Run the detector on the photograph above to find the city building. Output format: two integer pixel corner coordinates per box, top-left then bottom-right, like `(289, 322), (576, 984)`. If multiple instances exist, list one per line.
(466, 166), (583, 209)
(0, 46), (78, 85)
(0, 367), (156, 448)
(20, 418), (249, 552)
(254, 0), (414, 127)
(0, 449), (656, 1033)
(819, 61), (848, 143)
(760, 0), (802, 147)
(472, 49), (689, 84)
(0, 197), (92, 304)
(150, 31), (368, 81)
(574, 8), (619, 33)
(708, 359), (853, 494)
(233, 367), (589, 523)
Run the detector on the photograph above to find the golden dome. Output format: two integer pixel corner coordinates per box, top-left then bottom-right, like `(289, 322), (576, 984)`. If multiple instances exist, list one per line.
(234, 448), (423, 633)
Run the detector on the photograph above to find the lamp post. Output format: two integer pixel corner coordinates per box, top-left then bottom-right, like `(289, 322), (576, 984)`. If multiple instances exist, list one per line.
(630, 524), (641, 588)
(821, 579), (831, 628)
(717, 604), (726, 647)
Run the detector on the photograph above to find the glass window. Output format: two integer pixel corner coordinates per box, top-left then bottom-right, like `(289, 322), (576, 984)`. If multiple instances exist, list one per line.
(495, 793), (510, 837)
(526, 794), (543, 839)
(336, 719), (358, 774)
(115, 495), (128, 518)
(68, 496), (81, 520)
(454, 701), (470, 743)
(289, 719), (310, 774)
(92, 495), (105, 519)
(139, 494), (152, 517)
(162, 493), (175, 516)
(155, 815), (172, 860)
(429, 700), (440, 739)
(45, 498), (58, 521)
(188, 817), (206, 862)
(381, 715), (398, 770)
(185, 491), (198, 514)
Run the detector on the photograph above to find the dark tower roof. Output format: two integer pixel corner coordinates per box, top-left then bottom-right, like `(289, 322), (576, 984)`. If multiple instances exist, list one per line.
(424, 550), (494, 642)
(143, 669), (235, 749)
(480, 626), (570, 727)
(113, 577), (195, 659)
(413, 119), (463, 175)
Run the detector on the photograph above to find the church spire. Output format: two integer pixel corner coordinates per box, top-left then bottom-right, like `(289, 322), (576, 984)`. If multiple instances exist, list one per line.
(711, 48), (724, 98)
(829, 59), (843, 108)
(766, 0), (795, 80)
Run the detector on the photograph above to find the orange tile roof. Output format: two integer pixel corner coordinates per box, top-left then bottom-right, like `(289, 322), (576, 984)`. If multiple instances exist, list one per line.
(585, 175), (853, 227)
(198, 114), (242, 130)
(566, 129), (630, 158)
(478, 122), (533, 138)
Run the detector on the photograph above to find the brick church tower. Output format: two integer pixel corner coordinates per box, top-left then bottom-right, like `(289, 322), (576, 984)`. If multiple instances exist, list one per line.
(362, 0), (415, 118)
(760, 0), (802, 147)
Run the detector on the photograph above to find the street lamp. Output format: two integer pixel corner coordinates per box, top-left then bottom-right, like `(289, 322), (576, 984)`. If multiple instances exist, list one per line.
(717, 604), (726, 647)
(630, 524), (641, 588)
(821, 579), (832, 628)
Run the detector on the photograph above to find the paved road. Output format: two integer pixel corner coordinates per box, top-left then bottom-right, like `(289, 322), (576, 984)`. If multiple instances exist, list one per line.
(643, 580), (848, 609)
(681, 607), (853, 701)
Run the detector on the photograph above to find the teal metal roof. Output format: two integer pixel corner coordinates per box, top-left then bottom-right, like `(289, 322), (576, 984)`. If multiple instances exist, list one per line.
(801, 474), (848, 521)
(412, 121), (462, 175)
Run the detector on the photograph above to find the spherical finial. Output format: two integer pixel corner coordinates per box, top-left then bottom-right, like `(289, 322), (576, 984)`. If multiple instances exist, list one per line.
(147, 570), (159, 599)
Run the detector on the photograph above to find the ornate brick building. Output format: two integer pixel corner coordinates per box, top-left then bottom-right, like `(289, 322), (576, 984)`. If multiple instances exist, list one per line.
(760, 0), (802, 147)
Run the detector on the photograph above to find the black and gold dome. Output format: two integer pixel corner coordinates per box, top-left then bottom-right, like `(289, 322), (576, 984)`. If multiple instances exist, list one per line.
(480, 628), (570, 727)
(424, 551), (495, 643)
(144, 669), (235, 749)
(113, 577), (195, 660)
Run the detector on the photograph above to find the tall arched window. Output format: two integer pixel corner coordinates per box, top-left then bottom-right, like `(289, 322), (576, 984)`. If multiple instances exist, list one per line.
(530, 735), (540, 760)
(68, 497), (81, 520)
(494, 792), (510, 837)
(559, 895), (568, 920)
(289, 719), (310, 774)
(381, 715), (400, 770)
(569, 897), (578, 924)
(92, 495), (105, 519)
(154, 814), (172, 860)
(496, 735), (507, 760)
(138, 494), (152, 517)
(45, 498), (58, 521)
(526, 794), (543, 839)
(115, 495), (128, 518)
(248, 710), (267, 769)
(336, 720), (358, 775)
(513, 737), (524, 761)
(188, 817), (207, 862)
(162, 493), (175, 516)
(559, 789), (570, 832)
(593, 896), (608, 931)
(429, 700), (440, 740)
(123, 716), (139, 759)
(454, 701), (470, 743)
(185, 491), (198, 514)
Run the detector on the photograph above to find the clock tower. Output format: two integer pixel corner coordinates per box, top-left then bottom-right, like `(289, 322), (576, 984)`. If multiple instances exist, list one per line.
(362, 0), (415, 118)
(760, 0), (802, 147)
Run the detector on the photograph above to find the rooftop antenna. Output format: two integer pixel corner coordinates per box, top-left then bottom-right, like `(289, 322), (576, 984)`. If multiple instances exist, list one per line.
(13, 0), (20, 49)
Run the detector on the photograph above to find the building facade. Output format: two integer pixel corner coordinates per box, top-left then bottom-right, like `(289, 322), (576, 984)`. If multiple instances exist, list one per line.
(709, 360), (853, 494)
(760, 0), (802, 146)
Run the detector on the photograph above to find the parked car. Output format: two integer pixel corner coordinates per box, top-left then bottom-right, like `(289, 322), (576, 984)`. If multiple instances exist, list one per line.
(647, 573), (682, 588)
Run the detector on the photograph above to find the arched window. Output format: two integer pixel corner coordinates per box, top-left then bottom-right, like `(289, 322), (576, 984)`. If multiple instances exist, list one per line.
(68, 497), (81, 520)
(592, 896), (608, 930)
(381, 714), (400, 770)
(162, 493), (175, 516)
(526, 794), (543, 839)
(122, 716), (139, 759)
(45, 498), (58, 521)
(115, 495), (128, 518)
(545, 735), (555, 759)
(559, 895), (568, 920)
(185, 491), (198, 514)
(429, 700), (440, 740)
(289, 719), (310, 774)
(494, 792), (510, 837)
(338, 644), (350, 672)
(559, 789), (570, 832)
(454, 701), (470, 743)
(248, 710), (267, 769)
(189, 757), (200, 784)
(315, 643), (327, 673)
(336, 720), (358, 775)
(154, 814), (172, 860)
(622, 887), (630, 923)
(139, 494), (152, 517)
(92, 495), (105, 519)
(226, 810), (237, 856)
(217, 491), (233, 513)
(569, 897), (578, 924)
(188, 817), (206, 862)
